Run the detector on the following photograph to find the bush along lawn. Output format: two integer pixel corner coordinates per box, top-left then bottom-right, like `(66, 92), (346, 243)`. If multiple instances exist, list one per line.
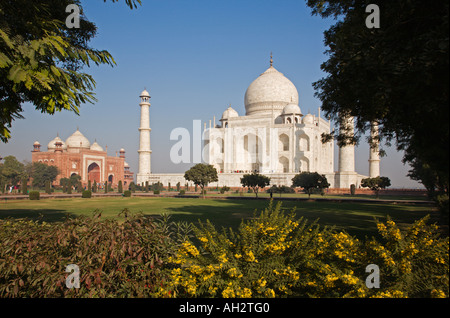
(0, 202), (448, 298)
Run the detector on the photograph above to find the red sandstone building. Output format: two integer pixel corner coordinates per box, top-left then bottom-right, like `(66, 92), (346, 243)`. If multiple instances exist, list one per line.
(31, 129), (134, 187)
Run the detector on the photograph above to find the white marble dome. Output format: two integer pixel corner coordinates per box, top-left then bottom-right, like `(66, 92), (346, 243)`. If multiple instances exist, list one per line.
(282, 103), (302, 115)
(47, 136), (66, 150)
(244, 65), (299, 116)
(221, 106), (239, 120)
(90, 141), (104, 152)
(303, 113), (314, 125)
(65, 129), (90, 148)
(140, 89), (150, 97)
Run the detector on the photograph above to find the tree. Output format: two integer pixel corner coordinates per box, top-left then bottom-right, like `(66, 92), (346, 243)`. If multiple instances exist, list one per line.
(45, 180), (51, 194)
(92, 180), (97, 193)
(292, 172), (330, 198)
(69, 174), (81, 189)
(184, 164), (218, 199)
(0, 155), (25, 189)
(267, 185), (295, 198)
(0, 0), (141, 142)
(118, 180), (123, 193)
(306, 1), (448, 206)
(240, 172), (271, 198)
(21, 176), (28, 194)
(361, 176), (391, 199)
(31, 162), (59, 189)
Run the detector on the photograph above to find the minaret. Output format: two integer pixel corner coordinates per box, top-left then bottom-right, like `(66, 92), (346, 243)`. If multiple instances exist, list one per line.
(337, 115), (357, 188)
(136, 89), (152, 185)
(369, 121), (380, 177)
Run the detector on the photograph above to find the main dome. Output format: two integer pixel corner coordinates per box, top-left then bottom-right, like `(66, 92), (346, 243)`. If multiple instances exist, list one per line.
(244, 65), (299, 116)
(65, 129), (91, 149)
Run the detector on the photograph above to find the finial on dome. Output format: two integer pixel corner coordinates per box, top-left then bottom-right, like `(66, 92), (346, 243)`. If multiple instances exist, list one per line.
(270, 52), (273, 67)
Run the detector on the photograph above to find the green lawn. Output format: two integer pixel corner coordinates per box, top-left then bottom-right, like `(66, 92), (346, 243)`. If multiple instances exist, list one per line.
(0, 196), (441, 239)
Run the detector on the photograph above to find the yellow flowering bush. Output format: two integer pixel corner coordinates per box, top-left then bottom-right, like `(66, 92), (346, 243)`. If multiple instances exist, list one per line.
(166, 201), (448, 298)
(362, 216), (449, 298)
(166, 201), (330, 297)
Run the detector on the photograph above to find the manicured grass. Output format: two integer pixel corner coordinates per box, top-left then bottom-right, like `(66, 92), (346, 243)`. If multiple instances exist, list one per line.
(0, 196), (440, 239)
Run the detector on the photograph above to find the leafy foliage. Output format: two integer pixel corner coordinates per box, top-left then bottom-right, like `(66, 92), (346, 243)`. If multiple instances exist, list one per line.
(31, 162), (59, 189)
(361, 176), (391, 198)
(305, 0), (448, 208)
(0, 202), (447, 298)
(292, 172), (330, 198)
(267, 185), (295, 197)
(81, 190), (91, 198)
(0, 0), (141, 142)
(28, 191), (40, 200)
(184, 164), (218, 199)
(166, 201), (448, 298)
(0, 155), (25, 187)
(0, 210), (178, 298)
(240, 172), (271, 198)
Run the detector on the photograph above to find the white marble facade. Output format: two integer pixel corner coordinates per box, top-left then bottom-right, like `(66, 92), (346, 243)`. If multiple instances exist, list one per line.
(137, 58), (376, 189)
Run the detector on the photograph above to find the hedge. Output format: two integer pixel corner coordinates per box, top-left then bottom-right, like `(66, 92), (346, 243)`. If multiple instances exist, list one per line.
(0, 202), (447, 298)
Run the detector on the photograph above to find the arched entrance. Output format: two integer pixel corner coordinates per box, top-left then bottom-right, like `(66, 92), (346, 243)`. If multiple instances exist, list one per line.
(88, 162), (101, 182)
(279, 156), (289, 173)
(108, 174), (114, 183)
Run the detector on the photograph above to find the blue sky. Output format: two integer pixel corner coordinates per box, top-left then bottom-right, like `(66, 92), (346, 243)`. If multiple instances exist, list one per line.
(0, 0), (422, 188)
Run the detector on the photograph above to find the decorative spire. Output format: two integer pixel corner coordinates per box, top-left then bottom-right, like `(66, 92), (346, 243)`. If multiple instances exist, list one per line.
(270, 52), (273, 67)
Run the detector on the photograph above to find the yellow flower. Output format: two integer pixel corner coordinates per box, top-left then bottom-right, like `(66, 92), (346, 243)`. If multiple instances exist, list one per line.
(199, 236), (208, 243)
(218, 253), (228, 263)
(222, 286), (235, 298)
(431, 289), (446, 298)
(227, 267), (242, 278)
(244, 250), (258, 263)
(181, 241), (200, 257)
(265, 288), (275, 298)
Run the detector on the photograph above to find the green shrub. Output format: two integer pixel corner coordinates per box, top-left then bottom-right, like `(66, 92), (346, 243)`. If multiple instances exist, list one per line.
(45, 180), (51, 194)
(0, 212), (180, 297)
(179, 190), (186, 195)
(166, 201), (449, 298)
(118, 181), (123, 194)
(82, 190), (92, 198)
(123, 190), (131, 197)
(350, 184), (356, 196)
(28, 191), (40, 200)
(220, 186), (230, 194)
(153, 190), (160, 195)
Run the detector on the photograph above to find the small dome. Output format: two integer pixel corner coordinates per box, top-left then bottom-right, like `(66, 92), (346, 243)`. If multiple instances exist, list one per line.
(124, 161), (129, 167)
(90, 141), (104, 152)
(119, 148), (125, 152)
(282, 103), (301, 115)
(140, 89), (150, 97)
(47, 136), (66, 150)
(221, 106), (239, 120)
(303, 113), (314, 125)
(65, 129), (90, 149)
(33, 141), (40, 145)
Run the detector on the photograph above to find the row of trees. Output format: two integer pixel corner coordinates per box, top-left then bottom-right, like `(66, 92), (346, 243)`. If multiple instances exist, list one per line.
(0, 155), (58, 193)
(183, 163), (391, 199)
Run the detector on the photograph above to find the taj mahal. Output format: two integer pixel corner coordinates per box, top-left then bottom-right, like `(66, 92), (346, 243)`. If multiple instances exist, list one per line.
(136, 56), (380, 189)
